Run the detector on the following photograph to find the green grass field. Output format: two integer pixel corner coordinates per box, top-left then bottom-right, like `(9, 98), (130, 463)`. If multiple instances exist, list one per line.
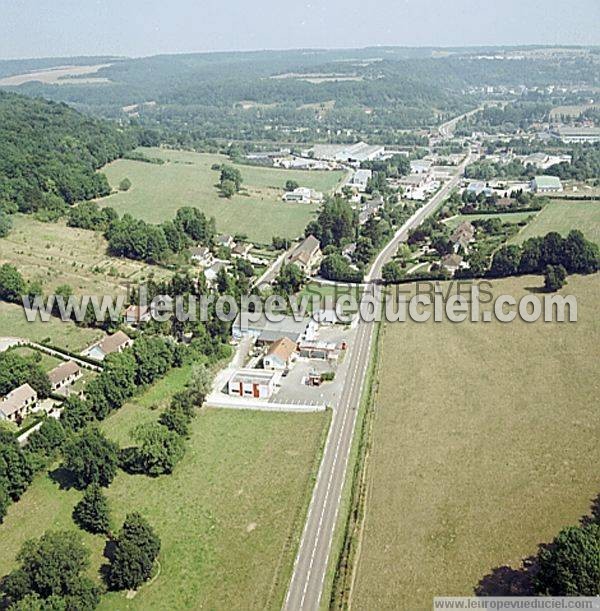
(10, 346), (64, 371)
(0, 215), (171, 296)
(352, 274), (600, 609)
(511, 200), (600, 246)
(98, 148), (345, 243)
(0, 302), (102, 352)
(0, 365), (330, 610)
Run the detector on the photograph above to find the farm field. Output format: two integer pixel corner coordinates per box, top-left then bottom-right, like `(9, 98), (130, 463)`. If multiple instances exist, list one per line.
(0, 215), (171, 296)
(511, 199), (600, 246)
(98, 148), (345, 243)
(0, 365), (330, 610)
(352, 274), (600, 609)
(0, 302), (102, 352)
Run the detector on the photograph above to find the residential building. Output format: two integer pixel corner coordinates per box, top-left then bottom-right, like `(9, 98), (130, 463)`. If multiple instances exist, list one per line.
(531, 176), (563, 193)
(228, 369), (279, 399)
(282, 187), (324, 204)
(204, 261), (227, 286)
(232, 242), (253, 259)
(358, 199), (383, 224)
(349, 169), (372, 191)
(0, 383), (37, 424)
(216, 234), (235, 249)
(286, 235), (322, 275)
(263, 337), (297, 371)
(441, 254), (465, 274)
(189, 246), (213, 267)
(48, 361), (82, 392)
(450, 221), (475, 253)
(84, 331), (133, 361)
(124, 304), (151, 327)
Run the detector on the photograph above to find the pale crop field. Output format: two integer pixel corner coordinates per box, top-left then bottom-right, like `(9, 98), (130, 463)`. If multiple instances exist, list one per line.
(0, 215), (171, 297)
(98, 148), (345, 244)
(353, 274), (600, 609)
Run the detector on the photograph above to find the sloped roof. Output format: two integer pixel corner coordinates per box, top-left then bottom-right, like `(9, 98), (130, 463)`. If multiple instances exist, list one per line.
(0, 383), (37, 418)
(98, 331), (131, 355)
(266, 337), (297, 363)
(48, 361), (81, 386)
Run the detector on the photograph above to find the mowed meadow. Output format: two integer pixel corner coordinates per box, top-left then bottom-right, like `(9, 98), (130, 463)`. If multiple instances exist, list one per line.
(353, 274), (600, 609)
(98, 148), (345, 243)
(0, 365), (331, 610)
(0, 215), (171, 297)
(511, 199), (600, 246)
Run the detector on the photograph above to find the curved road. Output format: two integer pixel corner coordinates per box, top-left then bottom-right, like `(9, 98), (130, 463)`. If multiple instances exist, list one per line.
(283, 152), (475, 611)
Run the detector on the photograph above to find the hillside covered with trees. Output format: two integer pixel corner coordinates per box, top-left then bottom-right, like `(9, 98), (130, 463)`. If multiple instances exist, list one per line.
(0, 91), (139, 216)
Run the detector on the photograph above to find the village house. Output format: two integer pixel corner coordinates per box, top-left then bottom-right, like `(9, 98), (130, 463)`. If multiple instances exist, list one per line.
(84, 331), (133, 361)
(48, 361), (82, 393)
(189, 246), (214, 267)
(0, 383), (38, 424)
(216, 234), (235, 249)
(263, 337), (297, 371)
(228, 369), (279, 399)
(441, 253), (465, 274)
(124, 304), (151, 327)
(231, 242), (253, 260)
(450, 221), (475, 253)
(286, 235), (322, 275)
(204, 261), (227, 286)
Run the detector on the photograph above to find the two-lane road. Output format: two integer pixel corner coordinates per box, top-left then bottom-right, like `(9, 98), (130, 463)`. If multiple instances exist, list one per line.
(283, 152), (475, 611)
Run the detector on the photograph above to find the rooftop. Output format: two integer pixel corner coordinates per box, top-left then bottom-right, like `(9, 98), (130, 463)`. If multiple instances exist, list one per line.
(48, 361), (81, 386)
(533, 175), (562, 188)
(98, 331), (131, 355)
(230, 369), (277, 384)
(0, 383), (37, 418)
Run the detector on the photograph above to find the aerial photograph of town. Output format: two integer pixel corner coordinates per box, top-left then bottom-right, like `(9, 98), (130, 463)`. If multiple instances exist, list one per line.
(0, 1), (598, 609)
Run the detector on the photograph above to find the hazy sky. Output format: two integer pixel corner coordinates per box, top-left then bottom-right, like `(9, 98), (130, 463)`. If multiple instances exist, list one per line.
(1, 0), (599, 59)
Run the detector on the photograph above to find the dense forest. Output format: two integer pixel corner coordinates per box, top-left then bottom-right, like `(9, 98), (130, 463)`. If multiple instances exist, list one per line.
(0, 92), (139, 216)
(5, 47), (598, 146)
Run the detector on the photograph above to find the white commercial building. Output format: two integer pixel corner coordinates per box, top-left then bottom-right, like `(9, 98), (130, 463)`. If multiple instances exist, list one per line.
(228, 369), (279, 399)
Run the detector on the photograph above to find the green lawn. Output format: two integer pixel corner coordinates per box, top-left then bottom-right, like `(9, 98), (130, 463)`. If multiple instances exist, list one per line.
(10, 346), (64, 371)
(352, 274), (600, 609)
(0, 365), (330, 610)
(511, 200), (600, 246)
(0, 302), (103, 352)
(98, 148), (345, 244)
